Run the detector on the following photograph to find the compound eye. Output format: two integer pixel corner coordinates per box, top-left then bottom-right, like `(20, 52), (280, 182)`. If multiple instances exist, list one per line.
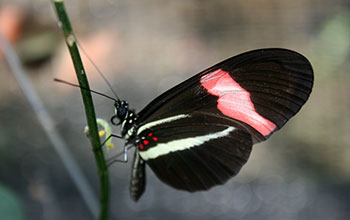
(110, 115), (121, 125)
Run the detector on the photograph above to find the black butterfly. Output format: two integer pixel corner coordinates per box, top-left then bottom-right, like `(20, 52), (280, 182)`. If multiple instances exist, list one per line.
(109, 48), (313, 201)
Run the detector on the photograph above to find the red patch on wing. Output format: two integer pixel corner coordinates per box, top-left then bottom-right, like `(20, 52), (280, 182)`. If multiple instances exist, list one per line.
(200, 69), (276, 136)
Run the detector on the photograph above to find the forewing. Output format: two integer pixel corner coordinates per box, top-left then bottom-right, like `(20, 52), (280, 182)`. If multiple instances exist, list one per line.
(137, 48), (313, 142)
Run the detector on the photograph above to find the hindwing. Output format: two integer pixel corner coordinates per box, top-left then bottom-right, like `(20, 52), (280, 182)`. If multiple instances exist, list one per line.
(136, 113), (252, 191)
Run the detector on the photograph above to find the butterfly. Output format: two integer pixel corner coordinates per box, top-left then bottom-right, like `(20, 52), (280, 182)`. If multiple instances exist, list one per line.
(108, 48), (313, 201)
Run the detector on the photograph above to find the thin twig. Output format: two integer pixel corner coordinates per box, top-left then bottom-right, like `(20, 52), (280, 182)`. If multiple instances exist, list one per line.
(51, 1), (110, 219)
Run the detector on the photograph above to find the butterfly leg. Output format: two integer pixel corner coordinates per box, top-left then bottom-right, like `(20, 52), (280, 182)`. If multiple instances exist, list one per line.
(100, 134), (123, 148)
(91, 133), (124, 153)
(106, 145), (134, 166)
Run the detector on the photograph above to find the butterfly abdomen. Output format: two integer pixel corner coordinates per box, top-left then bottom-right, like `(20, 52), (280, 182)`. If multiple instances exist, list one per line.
(129, 149), (146, 201)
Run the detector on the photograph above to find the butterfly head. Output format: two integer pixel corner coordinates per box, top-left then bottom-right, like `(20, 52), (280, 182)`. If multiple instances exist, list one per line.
(111, 100), (129, 125)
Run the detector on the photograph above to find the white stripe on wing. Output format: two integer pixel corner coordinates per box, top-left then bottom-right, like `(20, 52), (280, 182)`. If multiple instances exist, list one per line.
(139, 126), (235, 160)
(137, 114), (190, 135)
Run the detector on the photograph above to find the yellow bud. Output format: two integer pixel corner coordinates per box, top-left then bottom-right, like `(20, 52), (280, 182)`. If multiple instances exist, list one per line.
(107, 143), (114, 149)
(99, 130), (105, 137)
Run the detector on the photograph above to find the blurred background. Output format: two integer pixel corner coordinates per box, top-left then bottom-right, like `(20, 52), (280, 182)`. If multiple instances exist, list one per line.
(0, 0), (349, 219)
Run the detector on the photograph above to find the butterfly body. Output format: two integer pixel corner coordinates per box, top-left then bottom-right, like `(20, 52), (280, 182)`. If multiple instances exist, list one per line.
(111, 48), (313, 201)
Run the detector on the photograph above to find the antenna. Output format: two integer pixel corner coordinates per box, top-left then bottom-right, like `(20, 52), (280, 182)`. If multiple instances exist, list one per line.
(75, 38), (120, 101)
(54, 78), (119, 103)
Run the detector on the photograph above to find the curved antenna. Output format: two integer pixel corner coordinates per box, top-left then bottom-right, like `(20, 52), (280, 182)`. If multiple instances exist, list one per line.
(75, 38), (120, 101)
(54, 78), (119, 103)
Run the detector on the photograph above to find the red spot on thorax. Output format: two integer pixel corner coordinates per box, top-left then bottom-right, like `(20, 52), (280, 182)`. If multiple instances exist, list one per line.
(200, 69), (276, 136)
(143, 140), (149, 145)
(148, 132), (153, 136)
(139, 144), (144, 150)
(153, 137), (158, 141)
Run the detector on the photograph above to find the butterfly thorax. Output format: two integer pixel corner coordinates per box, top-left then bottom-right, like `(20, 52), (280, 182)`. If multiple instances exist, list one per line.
(111, 100), (138, 141)
(121, 110), (138, 140)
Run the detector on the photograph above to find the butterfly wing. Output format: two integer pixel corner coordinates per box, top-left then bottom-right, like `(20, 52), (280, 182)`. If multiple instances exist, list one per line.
(135, 48), (313, 192)
(137, 113), (252, 191)
(137, 48), (313, 142)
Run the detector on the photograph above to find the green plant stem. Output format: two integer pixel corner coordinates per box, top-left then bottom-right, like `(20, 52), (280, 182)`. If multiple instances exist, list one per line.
(52, 1), (110, 219)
